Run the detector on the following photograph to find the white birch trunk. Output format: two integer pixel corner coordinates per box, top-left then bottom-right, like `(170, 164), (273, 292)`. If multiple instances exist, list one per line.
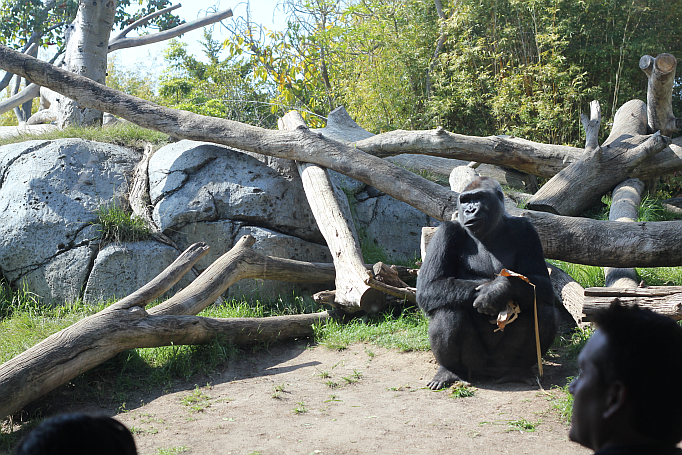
(57, 0), (117, 127)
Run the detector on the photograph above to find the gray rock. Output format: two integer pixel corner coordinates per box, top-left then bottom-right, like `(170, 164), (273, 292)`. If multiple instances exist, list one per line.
(149, 140), (323, 243)
(0, 139), (138, 288)
(227, 226), (333, 301)
(0, 137), (432, 305)
(21, 245), (96, 305)
(354, 193), (433, 263)
(83, 241), (193, 304)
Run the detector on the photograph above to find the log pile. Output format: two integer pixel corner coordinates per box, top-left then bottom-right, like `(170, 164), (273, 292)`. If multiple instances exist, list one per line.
(583, 287), (682, 321)
(1, 44), (682, 419)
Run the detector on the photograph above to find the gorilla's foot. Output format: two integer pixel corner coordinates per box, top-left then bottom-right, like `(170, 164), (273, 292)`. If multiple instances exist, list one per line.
(427, 366), (469, 390)
(495, 369), (536, 386)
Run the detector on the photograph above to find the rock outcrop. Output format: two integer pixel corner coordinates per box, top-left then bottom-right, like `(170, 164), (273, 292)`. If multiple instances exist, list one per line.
(0, 138), (429, 304)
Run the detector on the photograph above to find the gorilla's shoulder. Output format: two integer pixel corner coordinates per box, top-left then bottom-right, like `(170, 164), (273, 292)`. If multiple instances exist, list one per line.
(505, 215), (538, 234)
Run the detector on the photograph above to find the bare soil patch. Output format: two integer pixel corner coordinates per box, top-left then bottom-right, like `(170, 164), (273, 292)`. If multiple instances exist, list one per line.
(8, 340), (590, 455)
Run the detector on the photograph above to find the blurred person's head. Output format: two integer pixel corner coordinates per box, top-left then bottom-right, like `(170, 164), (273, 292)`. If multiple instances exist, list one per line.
(13, 413), (136, 455)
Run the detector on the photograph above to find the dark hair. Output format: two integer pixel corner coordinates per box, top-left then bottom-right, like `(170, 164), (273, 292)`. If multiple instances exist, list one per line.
(593, 302), (682, 446)
(13, 413), (137, 455)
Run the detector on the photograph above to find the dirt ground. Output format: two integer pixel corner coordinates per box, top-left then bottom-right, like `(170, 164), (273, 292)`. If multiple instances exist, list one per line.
(8, 340), (591, 455)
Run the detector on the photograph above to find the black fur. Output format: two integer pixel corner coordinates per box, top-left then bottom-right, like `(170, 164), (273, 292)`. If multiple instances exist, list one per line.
(417, 177), (556, 389)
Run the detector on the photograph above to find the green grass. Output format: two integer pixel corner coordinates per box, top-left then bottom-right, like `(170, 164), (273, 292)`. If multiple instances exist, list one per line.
(156, 447), (190, 455)
(449, 382), (476, 398)
(551, 380), (575, 425)
(507, 418), (539, 432)
(549, 260), (605, 288)
(292, 401), (307, 414)
(314, 306), (429, 351)
(582, 194), (682, 222)
(550, 260), (682, 289)
(0, 122), (169, 149)
(94, 202), (151, 244)
(180, 385), (212, 412)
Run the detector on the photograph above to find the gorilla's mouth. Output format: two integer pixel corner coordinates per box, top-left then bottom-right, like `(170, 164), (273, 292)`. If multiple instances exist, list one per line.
(464, 218), (485, 228)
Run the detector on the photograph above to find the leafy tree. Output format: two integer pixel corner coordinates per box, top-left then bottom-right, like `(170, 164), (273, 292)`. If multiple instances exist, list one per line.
(106, 54), (158, 101)
(158, 31), (278, 128)
(428, 0), (682, 145)
(0, 0), (181, 50)
(224, 0), (438, 131)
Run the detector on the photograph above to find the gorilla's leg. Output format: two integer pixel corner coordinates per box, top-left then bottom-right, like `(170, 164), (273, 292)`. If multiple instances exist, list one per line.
(490, 304), (558, 384)
(427, 307), (488, 389)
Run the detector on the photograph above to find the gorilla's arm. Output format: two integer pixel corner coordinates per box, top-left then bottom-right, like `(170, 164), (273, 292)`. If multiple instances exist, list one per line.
(417, 221), (487, 314)
(473, 217), (553, 315)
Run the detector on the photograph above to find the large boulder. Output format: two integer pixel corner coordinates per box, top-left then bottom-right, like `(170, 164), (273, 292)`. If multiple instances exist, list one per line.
(0, 138), (427, 305)
(0, 138), (138, 303)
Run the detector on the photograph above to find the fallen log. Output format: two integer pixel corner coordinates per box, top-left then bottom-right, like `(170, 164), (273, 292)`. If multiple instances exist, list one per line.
(3, 45), (682, 267)
(0, 236), (341, 419)
(603, 178), (645, 288)
(527, 100), (670, 215)
(583, 286), (682, 321)
(279, 111), (384, 313)
(547, 263), (584, 329)
(641, 53), (682, 137)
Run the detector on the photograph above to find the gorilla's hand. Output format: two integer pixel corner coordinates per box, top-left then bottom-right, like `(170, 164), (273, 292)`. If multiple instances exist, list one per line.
(473, 276), (512, 316)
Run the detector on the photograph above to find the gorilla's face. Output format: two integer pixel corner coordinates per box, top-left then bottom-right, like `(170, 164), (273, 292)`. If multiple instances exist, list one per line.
(457, 185), (504, 238)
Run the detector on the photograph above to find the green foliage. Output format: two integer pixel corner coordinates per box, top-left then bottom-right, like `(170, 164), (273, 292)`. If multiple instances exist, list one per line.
(0, 1), (181, 50)
(507, 418), (539, 432)
(94, 203), (151, 244)
(549, 260), (605, 288)
(180, 385), (212, 412)
(0, 296), (105, 363)
(551, 379), (575, 424)
(156, 447), (190, 455)
(224, 0), (437, 131)
(429, 0), (682, 145)
(0, 280), (42, 321)
(106, 53), (158, 101)
(660, 172), (682, 198)
(315, 306), (429, 351)
(449, 381), (476, 398)
(157, 33), (278, 128)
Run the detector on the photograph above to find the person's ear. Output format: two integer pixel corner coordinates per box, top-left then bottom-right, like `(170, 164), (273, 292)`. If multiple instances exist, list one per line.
(603, 380), (627, 420)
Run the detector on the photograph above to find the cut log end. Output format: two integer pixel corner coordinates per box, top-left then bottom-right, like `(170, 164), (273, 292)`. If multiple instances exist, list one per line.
(359, 288), (387, 314)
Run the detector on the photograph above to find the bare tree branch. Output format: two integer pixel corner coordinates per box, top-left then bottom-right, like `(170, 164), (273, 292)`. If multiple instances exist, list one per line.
(108, 7), (233, 52)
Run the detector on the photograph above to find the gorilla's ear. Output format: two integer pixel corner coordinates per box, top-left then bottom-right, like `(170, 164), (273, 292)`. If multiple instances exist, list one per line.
(452, 211), (458, 221)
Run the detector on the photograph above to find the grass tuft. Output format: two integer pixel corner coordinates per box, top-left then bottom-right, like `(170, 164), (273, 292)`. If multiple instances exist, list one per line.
(314, 306), (429, 351)
(94, 202), (151, 244)
(551, 380), (575, 425)
(449, 381), (476, 398)
(507, 418), (539, 432)
(0, 122), (169, 149)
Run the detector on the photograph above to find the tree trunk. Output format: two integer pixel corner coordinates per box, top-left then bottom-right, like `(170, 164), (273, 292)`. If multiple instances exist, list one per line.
(108, 6), (233, 52)
(527, 100), (670, 215)
(0, 4), (232, 122)
(354, 128), (584, 178)
(4, 45), (682, 267)
(603, 178), (645, 288)
(11, 44), (37, 123)
(0, 236), (342, 419)
(57, 0), (117, 127)
(547, 263), (584, 329)
(279, 111), (385, 313)
(514, 208), (682, 267)
(583, 286), (682, 321)
(640, 53), (682, 137)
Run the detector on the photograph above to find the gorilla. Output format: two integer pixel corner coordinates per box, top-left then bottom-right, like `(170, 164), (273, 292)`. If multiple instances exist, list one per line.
(417, 176), (556, 389)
